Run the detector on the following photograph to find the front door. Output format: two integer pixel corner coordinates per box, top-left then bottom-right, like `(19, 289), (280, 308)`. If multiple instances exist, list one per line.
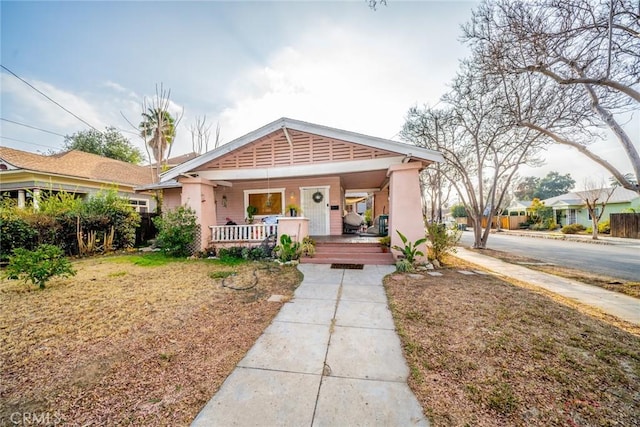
(301, 187), (330, 235)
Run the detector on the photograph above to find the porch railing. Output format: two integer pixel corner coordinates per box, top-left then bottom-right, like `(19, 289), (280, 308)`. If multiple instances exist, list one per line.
(210, 224), (278, 243)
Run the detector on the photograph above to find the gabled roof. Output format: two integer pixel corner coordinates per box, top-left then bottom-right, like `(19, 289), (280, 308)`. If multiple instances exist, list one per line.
(167, 152), (198, 166)
(0, 147), (154, 187)
(161, 117), (443, 182)
(544, 187), (639, 207)
(508, 200), (533, 209)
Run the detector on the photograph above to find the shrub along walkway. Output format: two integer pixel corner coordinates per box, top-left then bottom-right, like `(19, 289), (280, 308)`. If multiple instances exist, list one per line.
(454, 247), (640, 326)
(192, 264), (428, 426)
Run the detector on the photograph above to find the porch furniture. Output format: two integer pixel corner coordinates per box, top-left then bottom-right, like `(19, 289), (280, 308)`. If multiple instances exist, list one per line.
(365, 214), (388, 236)
(343, 212), (364, 234)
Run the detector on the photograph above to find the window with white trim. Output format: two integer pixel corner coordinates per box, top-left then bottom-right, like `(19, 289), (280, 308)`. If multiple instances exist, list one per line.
(588, 207), (601, 220)
(244, 188), (285, 216)
(129, 199), (149, 213)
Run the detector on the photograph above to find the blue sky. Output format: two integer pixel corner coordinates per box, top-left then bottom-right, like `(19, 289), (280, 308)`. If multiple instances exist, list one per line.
(0, 0), (634, 187)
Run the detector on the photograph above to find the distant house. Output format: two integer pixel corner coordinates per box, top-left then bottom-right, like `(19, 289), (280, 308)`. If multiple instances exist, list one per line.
(545, 187), (639, 227)
(0, 147), (156, 212)
(506, 200), (533, 217)
(165, 152), (199, 168)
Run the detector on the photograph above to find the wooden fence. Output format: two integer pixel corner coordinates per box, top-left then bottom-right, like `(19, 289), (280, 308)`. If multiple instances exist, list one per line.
(610, 213), (640, 239)
(474, 215), (528, 230)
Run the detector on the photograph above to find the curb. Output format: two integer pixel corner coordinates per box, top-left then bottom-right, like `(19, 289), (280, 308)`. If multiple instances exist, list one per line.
(480, 230), (636, 246)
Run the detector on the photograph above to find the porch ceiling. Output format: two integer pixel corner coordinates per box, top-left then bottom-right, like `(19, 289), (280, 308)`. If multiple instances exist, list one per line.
(340, 170), (388, 190)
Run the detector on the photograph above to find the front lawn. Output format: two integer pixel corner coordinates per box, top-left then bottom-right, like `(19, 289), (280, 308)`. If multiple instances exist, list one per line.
(1, 254), (302, 425)
(385, 257), (640, 426)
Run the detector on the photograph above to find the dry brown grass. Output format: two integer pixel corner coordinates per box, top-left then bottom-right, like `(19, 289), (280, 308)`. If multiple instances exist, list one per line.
(385, 256), (640, 427)
(1, 254), (302, 426)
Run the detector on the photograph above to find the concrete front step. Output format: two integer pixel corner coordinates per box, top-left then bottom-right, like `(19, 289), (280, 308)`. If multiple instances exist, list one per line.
(301, 253), (395, 265)
(315, 246), (383, 254)
(303, 241), (394, 265)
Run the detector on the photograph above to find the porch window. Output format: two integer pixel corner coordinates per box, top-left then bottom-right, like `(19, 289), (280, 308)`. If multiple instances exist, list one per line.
(244, 188), (285, 216)
(588, 207), (601, 221)
(129, 199), (149, 213)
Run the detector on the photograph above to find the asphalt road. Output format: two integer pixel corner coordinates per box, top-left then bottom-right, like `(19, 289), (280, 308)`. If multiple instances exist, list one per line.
(458, 231), (640, 282)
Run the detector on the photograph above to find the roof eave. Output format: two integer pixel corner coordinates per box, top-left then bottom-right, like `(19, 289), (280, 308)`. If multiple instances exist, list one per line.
(160, 117), (443, 182)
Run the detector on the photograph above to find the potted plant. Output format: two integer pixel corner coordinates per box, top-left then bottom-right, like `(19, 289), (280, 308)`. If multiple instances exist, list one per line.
(246, 205), (258, 224)
(286, 203), (301, 217)
(378, 235), (391, 253)
(301, 236), (316, 257)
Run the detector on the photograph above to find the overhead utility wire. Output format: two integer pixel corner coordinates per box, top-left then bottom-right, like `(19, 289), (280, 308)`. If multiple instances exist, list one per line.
(0, 135), (59, 149)
(0, 64), (101, 133)
(1, 117), (67, 137)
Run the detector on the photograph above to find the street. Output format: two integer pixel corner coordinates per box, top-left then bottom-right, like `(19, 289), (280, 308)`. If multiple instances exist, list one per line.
(458, 231), (640, 282)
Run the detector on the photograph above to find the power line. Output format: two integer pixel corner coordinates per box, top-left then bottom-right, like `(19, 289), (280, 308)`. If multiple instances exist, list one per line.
(0, 135), (60, 150)
(1, 64), (101, 132)
(1, 117), (67, 137)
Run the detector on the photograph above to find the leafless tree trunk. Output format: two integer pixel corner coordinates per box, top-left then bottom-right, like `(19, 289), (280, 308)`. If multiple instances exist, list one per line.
(402, 61), (544, 249)
(189, 115), (221, 155)
(579, 179), (616, 240)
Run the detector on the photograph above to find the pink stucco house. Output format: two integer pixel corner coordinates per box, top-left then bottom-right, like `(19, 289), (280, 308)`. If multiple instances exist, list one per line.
(148, 118), (443, 260)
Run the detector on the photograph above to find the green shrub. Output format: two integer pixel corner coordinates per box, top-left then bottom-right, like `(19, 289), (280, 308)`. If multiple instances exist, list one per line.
(395, 258), (414, 272)
(0, 205), (37, 262)
(274, 234), (301, 262)
(425, 223), (460, 263)
(529, 217), (556, 231)
(5, 244), (76, 289)
(301, 236), (316, 257)
(83, 189), (140, 250)
(451, 203), (467, 218)
(392, 230), (427, 265)
(561, 223), (586, 234)
(153, 205), (198, 257)
(598, 219), (610, 234)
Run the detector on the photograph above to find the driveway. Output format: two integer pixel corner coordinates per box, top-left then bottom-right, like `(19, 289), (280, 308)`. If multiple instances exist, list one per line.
(459, 231), (640, 282)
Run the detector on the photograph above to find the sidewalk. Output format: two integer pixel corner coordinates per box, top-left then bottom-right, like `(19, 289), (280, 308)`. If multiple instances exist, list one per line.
(454, 247), (640, 325)
(192, 264), (428, 426)
(496, 229), (638, 246)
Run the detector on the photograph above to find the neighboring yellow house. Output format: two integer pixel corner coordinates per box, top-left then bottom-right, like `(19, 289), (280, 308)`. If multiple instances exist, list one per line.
(0, 147), (156, 212)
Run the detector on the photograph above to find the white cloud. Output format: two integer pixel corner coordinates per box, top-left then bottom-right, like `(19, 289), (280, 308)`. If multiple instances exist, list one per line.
(215, 22), (459, 146)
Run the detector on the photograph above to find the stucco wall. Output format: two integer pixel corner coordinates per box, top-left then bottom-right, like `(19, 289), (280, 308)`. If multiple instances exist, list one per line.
(212, 176), (343, 235)
(163, 188), (182, 211)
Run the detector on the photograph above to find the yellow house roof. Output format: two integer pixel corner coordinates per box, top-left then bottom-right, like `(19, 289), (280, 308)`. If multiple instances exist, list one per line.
(0, 147), (154, 186)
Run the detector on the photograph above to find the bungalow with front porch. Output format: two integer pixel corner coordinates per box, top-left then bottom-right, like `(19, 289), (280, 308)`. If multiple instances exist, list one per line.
(152, 118), (443, 260)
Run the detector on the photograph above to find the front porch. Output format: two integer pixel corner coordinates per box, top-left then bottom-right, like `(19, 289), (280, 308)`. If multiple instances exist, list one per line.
(207, 224), (393, 265)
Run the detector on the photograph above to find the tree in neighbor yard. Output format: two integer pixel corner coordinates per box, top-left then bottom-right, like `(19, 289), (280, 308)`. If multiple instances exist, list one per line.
(62, 127), (144, 164)
(579, 180), (616, 240)
(189, 115), (222, 155)
(419, 167), (452, 223)
(463, 0), (640, 194)
(515, 171), (576, 200)
(402, 60), (545, 249)
(135, 84), (183, 182)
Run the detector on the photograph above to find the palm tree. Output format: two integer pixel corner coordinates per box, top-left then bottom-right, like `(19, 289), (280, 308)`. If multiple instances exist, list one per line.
(139, 108), (176, 165)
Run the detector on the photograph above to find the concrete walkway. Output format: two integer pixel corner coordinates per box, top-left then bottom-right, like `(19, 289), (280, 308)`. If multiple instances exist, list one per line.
(192, 264), (428, 426)
(455, 247), (640, 325)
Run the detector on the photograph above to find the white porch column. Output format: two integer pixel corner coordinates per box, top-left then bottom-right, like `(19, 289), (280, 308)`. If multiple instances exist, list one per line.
(178, 177), (218, 251)
(387, 163), (427, 262)
(17, 190), (26, 209)
(32, 188), (41, 211)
